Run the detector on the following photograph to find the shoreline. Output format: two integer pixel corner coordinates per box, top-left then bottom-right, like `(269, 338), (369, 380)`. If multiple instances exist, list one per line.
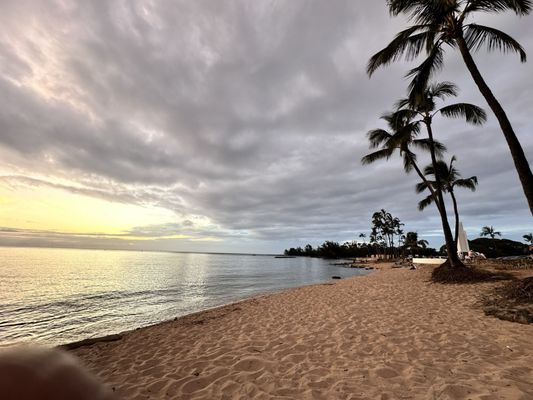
(59, 268), (378, 350)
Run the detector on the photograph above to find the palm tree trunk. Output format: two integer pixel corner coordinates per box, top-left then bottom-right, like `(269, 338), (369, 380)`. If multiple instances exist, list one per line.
(450, 189), (460, 247)
(457, 36), (533, 215)
(408, 154), (443, 214)
(425, 122), (463, 267)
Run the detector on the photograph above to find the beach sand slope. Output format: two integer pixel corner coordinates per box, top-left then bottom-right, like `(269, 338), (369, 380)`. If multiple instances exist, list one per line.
(74, 264), (533, 399)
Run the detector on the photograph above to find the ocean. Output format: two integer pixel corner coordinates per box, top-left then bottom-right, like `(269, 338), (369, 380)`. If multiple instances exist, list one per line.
(0, 247), (369, 347)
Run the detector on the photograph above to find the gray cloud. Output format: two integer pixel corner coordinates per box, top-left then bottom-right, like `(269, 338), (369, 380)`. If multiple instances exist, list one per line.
(0, 1), (531, 252)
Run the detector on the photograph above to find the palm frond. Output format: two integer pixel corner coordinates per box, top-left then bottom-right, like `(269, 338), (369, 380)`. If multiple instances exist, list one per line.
(402, 151), (414, 173)
(389, 108), (420, 124)
(453, 176), (479, 191)
(439, 103), (487, 125)
(361, 148), (395, 165)
(428, 81), (458, 99)
(449, 155), (457, 168)
(418, 193), (435, 211)
(412, 138), (447, 157)
(415, 179), (434, 194)
(367, 25), (431, 76)
(466, 0), (532, 16)
(388, 1), (458, 25)
(422, 160), (449, 178)
(433, 140), (447, 157)
(394, 98), (410, 110)
(406, 45), (445, 100)
(464, 24), (527, 62)
(366, 129), (392, 149)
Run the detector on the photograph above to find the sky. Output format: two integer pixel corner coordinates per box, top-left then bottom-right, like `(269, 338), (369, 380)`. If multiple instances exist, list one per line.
(0, 0), (532, 253)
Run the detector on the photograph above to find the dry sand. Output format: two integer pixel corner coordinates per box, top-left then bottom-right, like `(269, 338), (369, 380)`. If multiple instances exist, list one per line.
(74, 264), (533, 399)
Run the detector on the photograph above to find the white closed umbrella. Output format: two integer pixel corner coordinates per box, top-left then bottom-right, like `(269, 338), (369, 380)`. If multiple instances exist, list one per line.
(457, 222), (470, 253)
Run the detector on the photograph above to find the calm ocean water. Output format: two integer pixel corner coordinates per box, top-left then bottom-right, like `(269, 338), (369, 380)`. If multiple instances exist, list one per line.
(0, 247), (369, 347)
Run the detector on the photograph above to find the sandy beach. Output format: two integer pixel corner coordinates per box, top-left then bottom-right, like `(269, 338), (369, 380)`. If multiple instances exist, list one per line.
(73, 264), (533, 399)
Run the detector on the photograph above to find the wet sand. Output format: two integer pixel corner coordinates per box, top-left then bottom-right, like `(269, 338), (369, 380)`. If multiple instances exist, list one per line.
(74, 263), (533, 399)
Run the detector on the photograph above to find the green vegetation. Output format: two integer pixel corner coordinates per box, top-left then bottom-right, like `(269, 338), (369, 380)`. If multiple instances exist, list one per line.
(470, 238), (528, 258)
(403, 232), (429, 256)
(284, 209), (436, 259)
(369, 209), (404, 258)
(438, 237), (530, 258)
(368, 0), (533, 214)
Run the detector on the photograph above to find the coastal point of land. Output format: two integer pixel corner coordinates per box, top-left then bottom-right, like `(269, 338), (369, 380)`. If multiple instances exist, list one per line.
(74, 263), (533, 399)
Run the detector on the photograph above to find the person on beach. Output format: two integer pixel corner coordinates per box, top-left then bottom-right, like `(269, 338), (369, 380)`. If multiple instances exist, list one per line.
(0, 346), (114, 400)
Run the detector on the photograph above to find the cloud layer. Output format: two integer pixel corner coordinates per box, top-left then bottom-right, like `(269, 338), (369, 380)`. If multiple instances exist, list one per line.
(0, 1), (531, 252)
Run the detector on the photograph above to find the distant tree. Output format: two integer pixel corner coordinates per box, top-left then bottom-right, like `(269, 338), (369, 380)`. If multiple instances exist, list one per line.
(480, 225), (502, 251)
(370, 209), (404, 259)
(416, 156), (478, 246)
(404, 232), (429, 255)
(523, 233), (533, 245)
(318, 241), (343, 259)
(399, 233), (406, 247)
(304, 244), (314, 257)
(369, 228), (383, 257)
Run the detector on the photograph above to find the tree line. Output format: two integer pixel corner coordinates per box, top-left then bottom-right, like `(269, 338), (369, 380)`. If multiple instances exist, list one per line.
(284, 209), (437, 259)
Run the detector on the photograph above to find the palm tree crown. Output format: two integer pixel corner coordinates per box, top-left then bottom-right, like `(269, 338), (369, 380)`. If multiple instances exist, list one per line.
(416, 156), (478, 245)
(416, 156), (478, 211)
(395, 82), (487, 127)
(368, 0), (529, 93)
(480, 225), (502, 239)
(361, 110), (445, 174)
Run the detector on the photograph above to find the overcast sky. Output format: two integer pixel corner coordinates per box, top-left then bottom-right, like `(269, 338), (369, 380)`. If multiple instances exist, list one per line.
(0, 0), (531, 253)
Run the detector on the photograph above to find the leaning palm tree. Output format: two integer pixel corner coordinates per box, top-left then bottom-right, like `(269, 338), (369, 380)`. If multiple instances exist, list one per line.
(367, 0), (533, 214)
(394, 82), (485, 267)
(417, 156), (478, 245)
(480, 225), (502, 251)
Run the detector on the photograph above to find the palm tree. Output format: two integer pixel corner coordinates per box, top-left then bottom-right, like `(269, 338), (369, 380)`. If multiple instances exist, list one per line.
(524, 233), (533, 245)
(418, 238), (429, 249)
(417, 156), (478, 245)
(480, 225), (502, 251)
(358, 233), (369, 257)
(369, 209), (405, 259)
(368, 0), (533, 214)
(395, 82), (485, 267)
(361, 110), (446, 214)
(404, 231), (429, 254)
